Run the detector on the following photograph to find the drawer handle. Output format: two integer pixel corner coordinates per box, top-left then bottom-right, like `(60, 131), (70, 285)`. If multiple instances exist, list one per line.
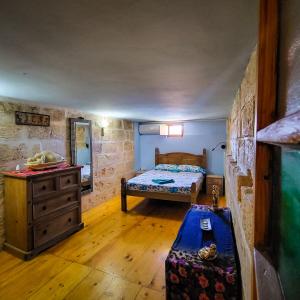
(43, 229), (47, 235)
(67, 179), (71, 184)
(67, 197), (71, 201)
(68, 218), (72, 223)
(42, 185), (47, 190)
(42, 205), (47, 211)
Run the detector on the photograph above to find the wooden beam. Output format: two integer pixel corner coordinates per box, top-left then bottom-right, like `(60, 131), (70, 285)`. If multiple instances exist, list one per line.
(254, 0), (279, 299)
(255, 0), (279, 249)
(256, 0), (278, 131)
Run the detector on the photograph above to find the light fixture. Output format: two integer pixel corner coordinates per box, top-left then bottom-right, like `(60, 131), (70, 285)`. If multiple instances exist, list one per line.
(211, 142), (226, 151)
(100, 119), (109, 128)
(98, 118), (110, 136)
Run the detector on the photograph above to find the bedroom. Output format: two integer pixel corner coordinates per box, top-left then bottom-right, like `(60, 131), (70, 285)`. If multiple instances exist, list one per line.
(0, 0), (299, 299)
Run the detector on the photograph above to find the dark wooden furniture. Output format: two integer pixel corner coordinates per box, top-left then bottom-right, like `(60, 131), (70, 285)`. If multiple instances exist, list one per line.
(2, 165), (84, 260)
(206, 174), (224, 196)
(121, 148), (207, 212)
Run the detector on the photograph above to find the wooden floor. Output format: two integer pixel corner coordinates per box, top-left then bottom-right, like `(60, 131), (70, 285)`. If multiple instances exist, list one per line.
(0, 194), (225, 300)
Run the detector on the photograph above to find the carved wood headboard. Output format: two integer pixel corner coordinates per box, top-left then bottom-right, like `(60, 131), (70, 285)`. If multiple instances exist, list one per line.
(155, 148), (207, 169)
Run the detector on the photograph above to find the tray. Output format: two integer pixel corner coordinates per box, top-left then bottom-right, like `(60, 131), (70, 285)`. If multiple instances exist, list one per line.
(25, 161), (66, 170)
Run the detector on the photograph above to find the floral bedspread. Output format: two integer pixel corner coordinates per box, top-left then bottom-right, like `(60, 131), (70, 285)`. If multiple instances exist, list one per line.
(165, 205), (240, 300)
(127, 170), (204, 194)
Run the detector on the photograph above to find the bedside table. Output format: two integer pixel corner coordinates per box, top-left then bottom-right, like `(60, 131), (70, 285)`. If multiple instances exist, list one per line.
(206, 175), (224, 196)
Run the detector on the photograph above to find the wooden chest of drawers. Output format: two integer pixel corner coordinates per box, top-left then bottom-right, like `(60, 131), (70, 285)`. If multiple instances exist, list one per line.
(3, 166), (83, 260)
(206, 174), (224, 196)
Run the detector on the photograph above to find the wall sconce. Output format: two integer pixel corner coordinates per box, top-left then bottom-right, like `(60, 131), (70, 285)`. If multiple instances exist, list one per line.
(98, 118), (110, 136)
(211, 142), (226, 151)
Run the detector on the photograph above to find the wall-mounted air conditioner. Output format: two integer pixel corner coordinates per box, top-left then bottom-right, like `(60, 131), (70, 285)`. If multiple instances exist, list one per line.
(138, 123), (161, 135)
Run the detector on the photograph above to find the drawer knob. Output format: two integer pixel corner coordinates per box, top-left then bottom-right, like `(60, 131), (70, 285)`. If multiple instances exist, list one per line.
(42, 185), (46, 190)
(42, 205), (47, 211)
(68, 218), (72, 223)
(43, 229), (47, 235)
(67, 179), (71, 184)
(67, 197), (71, 201)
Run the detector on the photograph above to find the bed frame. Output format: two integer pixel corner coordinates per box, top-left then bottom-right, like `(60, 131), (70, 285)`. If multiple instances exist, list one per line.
(121, 148), (207, 212)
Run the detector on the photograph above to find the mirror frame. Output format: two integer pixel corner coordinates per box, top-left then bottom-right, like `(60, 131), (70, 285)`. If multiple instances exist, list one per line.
(70, 117), (93, 194)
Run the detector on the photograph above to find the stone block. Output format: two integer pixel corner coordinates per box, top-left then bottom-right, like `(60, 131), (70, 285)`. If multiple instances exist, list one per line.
(99, 167), (115, 177)
(102, 142), (123, 154)
(237, 139), (245, 172)
(28, 126), (51, 139)
(124, 141), (134, 152)
(93, 142), (102, 154)
(43, 108), (65, 122)
(0, 143), (27, 163)
(0, 112), (14, 125)
(50, 125), (66, 140)
(241, 99), (254, 137)
(0, 101), (22, 113)
(123, 120), (133, 130)
(241, 186), (254, 249)
(0, 126), (23, 139)
(111, 130), (125, 141)
(109, 119), (123, 129)
(243, 138), (255, 172)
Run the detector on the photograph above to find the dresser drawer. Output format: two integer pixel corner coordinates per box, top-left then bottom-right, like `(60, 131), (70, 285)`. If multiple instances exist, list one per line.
(33, 191), (79, 220)
(207, 178), (223, 185)
(60, 172), (80, 190)
(33, 206), (80, 248)
(32, 177), (57, 198)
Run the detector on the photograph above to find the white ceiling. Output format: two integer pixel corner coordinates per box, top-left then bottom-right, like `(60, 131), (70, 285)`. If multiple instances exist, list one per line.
(0, 0), (258, 121)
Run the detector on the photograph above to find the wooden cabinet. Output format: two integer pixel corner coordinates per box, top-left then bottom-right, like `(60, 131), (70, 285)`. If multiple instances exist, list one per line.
(3, 166), (83, 260)
(206, 175), (224, 196)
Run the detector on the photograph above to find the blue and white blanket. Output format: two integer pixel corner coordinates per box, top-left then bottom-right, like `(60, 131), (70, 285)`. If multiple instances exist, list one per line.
(127, 170), (204, 194)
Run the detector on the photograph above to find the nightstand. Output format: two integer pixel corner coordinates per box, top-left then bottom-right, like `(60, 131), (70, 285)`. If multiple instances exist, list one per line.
(206, 175), (224, 196)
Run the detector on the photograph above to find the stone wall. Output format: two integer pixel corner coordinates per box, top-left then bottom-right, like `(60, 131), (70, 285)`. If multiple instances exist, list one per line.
(0, 97), (135, 248)
(225, 47), (257, 300)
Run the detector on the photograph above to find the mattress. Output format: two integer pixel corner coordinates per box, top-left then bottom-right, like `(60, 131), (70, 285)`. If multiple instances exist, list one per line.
(127, 169), (204, 194)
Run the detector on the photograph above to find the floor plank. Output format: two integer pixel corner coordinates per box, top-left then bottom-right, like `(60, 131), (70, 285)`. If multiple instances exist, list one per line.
(65, 269), (114, 300)
(29, 262), (91, 300)
(136, 287), (165, 300)
(0, 254), (71, 299)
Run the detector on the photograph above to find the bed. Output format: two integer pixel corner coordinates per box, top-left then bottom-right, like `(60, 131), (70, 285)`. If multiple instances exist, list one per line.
(120, 148), (207, 212)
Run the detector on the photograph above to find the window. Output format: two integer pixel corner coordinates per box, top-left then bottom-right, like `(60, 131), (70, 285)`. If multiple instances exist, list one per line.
(159, 124), (183, 137)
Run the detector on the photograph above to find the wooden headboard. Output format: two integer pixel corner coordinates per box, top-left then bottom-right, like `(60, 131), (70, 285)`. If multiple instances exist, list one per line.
(155, 148), (207, 169)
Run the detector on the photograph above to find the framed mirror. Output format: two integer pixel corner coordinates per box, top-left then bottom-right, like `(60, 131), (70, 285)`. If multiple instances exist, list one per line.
(70, 118), (93, 194)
